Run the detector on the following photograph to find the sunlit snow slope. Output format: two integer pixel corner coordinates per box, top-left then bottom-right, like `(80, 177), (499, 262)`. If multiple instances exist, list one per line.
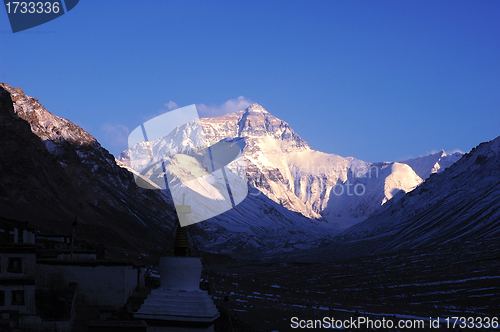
(120, 104), (458, 231)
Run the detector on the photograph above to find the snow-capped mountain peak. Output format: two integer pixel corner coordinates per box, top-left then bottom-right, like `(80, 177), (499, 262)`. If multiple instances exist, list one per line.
(121, 104), (449, 230)
(246, 103), (269, 114)
(400, 149), (463, 180)
(200, 104), (310, 153)
(1, 83), (96, 147)
(342, 134), (500, 252)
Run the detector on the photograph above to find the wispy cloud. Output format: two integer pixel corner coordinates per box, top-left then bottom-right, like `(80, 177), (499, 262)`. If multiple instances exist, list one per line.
(101, 123), (129, 148)
(103, 97), (253, 156)
(197, 96), (253, 118)
(447, 149), (464, 155)
(428, 149), (465, 156)
(147, 96), (253, 121)
(164, 101), (178, 110)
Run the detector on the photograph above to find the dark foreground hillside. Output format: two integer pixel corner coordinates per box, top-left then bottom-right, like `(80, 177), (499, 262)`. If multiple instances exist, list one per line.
(0, 83), (176, 257)
(204, 238), (500, 332)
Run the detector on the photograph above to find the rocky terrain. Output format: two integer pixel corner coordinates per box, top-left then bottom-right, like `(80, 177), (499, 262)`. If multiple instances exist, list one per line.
(0, 83), (480, 257)
(199, 104), (425, 229)
(120, 103), (461, 235)
(0, 83), (339, 255)
(342, 134), (500, 252)
(1, 83), (498, 331)
(0, 83), (176, 258)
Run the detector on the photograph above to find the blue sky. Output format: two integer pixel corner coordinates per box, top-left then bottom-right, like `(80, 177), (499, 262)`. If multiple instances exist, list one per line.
(1, 0), (499, 162)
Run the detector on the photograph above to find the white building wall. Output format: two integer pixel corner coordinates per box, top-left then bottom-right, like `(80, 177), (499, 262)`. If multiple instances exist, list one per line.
(35, 236), (68, 243)
(148, 326), (214, 332)
(36, 264), (142, 306)
(0, 284), (36, 314)
(56, 253), (96, 260)
(124, 266), (140, 301)
(0, 253), (36, 278)
(20, 315), (71, 332)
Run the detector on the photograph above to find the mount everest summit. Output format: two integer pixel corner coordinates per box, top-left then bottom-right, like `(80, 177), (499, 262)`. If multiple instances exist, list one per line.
(1, 82), (475, 253)
(119, 103), (462, 232)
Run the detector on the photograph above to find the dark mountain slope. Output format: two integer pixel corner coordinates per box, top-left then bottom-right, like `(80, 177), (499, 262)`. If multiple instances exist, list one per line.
(342, 135), (500, 253)
(0, 84), (176, 256)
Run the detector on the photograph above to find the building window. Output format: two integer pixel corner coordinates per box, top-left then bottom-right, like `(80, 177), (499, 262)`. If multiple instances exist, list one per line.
(7, 257), (22, 273)
(11, 290), (24, 305)
(0, 291), (4, 306)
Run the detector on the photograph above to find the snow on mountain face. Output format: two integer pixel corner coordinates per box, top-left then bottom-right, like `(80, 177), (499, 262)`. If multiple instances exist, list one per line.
(201, 104), (425, 229)
(400, 150), (463, 180)
(1, 83), (323, 255)
(194, 191), (340, 255)
(120, 104), (430, 231)
(202, 104), (310, 153)
(2, 84), (96, 146)
(0, 83), (140, 189)
(1, 81), (470, 256)
(342, 135), (500, 252)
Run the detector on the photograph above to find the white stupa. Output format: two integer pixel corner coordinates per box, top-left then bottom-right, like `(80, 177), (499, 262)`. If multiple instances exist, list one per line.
(135, 200), (219, 331)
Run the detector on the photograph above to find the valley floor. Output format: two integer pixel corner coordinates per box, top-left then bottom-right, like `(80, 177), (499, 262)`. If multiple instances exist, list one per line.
(204, 238), (500, 331)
